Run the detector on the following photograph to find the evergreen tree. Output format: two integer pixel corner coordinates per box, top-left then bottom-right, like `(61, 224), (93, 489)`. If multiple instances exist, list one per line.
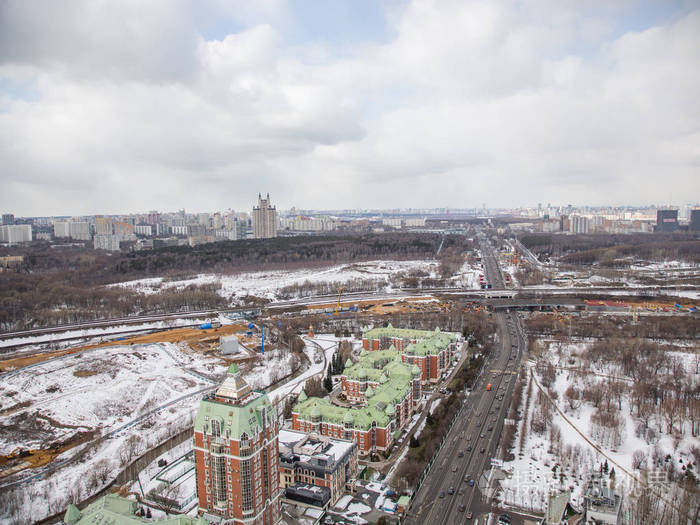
(324, 367), (333, 392)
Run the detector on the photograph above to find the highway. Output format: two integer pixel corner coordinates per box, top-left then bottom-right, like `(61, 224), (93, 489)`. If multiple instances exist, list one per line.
(405, 236), (526, 525)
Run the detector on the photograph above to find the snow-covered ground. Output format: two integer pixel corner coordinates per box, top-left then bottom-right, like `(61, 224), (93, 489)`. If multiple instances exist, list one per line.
(0, 314), (234, 350)
(0, 341), (225, 523)
(267, 336), (338, 405)
(0, 343), (222, 455)
(499, 339), (700, 514)
(109, 260), (442, 300)
(1, 334), (317, 524)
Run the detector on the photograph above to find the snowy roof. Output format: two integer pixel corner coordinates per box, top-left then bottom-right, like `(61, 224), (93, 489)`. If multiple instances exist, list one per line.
(64, 494), (201, 525)
(279, 429), (355, 466)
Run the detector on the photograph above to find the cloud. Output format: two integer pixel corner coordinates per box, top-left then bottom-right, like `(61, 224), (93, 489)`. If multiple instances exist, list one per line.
(0, 0), (698, 215)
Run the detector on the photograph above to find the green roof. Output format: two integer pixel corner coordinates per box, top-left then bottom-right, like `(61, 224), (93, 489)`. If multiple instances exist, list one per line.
(295, 345), (415, 429)
(397, 495), (411, 507)
(64, 504), (81, 525)
(195, 390), (277, 440)
(227, 363), (240, 374)
(404, 331), (456, 356)
(295, 398), (390, 429)
(363, 327), (435, 340)
(362, 327), (457, 356)
(64, 494), (199, 525)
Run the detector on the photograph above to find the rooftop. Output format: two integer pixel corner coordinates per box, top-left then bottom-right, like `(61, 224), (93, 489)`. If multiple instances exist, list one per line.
(278, 429), (355, 466)
(63, 494), (203, 525)
(195, 366), (277, 440)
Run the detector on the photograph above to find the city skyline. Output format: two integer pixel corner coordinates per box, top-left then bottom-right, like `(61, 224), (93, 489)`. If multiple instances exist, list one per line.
(1, 1), (699, 215)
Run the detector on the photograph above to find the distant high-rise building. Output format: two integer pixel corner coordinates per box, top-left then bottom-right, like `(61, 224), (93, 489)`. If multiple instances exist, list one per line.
(690, 208), (700, 232)
(0, 224), (32, 244)
(253, 193), (278, 239)
(54, 221), (71, 238)
(93, 234), (120, 252)
(194, 364), (280, 524)
(2, 213), (14, 225)
(656, 208), (678, 232)
(569, 215), (590, 234)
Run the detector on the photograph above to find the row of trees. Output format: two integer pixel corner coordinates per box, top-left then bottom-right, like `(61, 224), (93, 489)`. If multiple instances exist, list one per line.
(526, 313), (700, 340)
(519, 232), (700, 265)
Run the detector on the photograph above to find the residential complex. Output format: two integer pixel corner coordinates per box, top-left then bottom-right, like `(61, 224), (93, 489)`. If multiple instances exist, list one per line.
(278, 429), (358, 508)
(252, 194), (278, 239)
(362, 326), (458, 383)
(292, 343), (424, 456)
(193, 364), (280, 524)
(0, 224), (32, 244)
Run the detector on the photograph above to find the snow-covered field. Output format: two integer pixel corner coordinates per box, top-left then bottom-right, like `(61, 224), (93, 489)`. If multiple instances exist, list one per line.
(0, 333), (322, 524)
(108, 259), (482, 301)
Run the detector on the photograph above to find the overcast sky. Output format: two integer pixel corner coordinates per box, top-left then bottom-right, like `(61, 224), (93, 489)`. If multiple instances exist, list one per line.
(1, 0), (699, 215)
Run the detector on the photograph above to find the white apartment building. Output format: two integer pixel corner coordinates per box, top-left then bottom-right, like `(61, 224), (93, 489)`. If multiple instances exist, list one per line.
(54, 221), (71, 238)
(69, 222), (91, 241)
(0, 224), (32, 244)
(93, 234), (120, 252)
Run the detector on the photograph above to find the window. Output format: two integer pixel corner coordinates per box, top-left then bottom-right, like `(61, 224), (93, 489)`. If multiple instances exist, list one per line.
(211, 419), (221, 439)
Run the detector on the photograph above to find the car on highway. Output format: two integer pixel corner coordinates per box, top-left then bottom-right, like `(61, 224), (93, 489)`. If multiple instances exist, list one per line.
(458, 504), (466, 512)
(439, 491), (445, 498)
(448, 487), (455, 495)
(468, 479), (475, 487)
(458, 451), (464, 457)
(452, 465), (458, 472)
(480, 433), (485, 439)
(480, 447), (485, 453)
(467, 511), (473, 519)
(487, 426), (493, 431)
(492, 417), (497, 422)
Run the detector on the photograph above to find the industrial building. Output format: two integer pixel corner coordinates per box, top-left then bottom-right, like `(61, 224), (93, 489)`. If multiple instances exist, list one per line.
(278, 429), (358, 507)
(220, 335), (240, 355)
(252, 193), (278, 239)
(193, 364), (280, 524)
(656, 208), (678, 232)
(292, 346), (422, 456)
(362, 326), (459, 384)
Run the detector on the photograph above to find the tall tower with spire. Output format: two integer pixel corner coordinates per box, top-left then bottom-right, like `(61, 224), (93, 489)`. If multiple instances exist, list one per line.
(193, 364), (280, 523)
(252, 193), (278, 239)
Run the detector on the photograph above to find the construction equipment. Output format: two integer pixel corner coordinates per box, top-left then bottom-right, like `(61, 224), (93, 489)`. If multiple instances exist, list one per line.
(335, 287), (343, 315)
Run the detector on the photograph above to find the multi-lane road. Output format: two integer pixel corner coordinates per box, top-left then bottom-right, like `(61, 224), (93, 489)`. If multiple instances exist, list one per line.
(406, 237), (526, 525)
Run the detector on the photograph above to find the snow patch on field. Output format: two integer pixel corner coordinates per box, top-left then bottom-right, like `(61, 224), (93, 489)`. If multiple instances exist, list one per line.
(110, 260), (442, 300)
